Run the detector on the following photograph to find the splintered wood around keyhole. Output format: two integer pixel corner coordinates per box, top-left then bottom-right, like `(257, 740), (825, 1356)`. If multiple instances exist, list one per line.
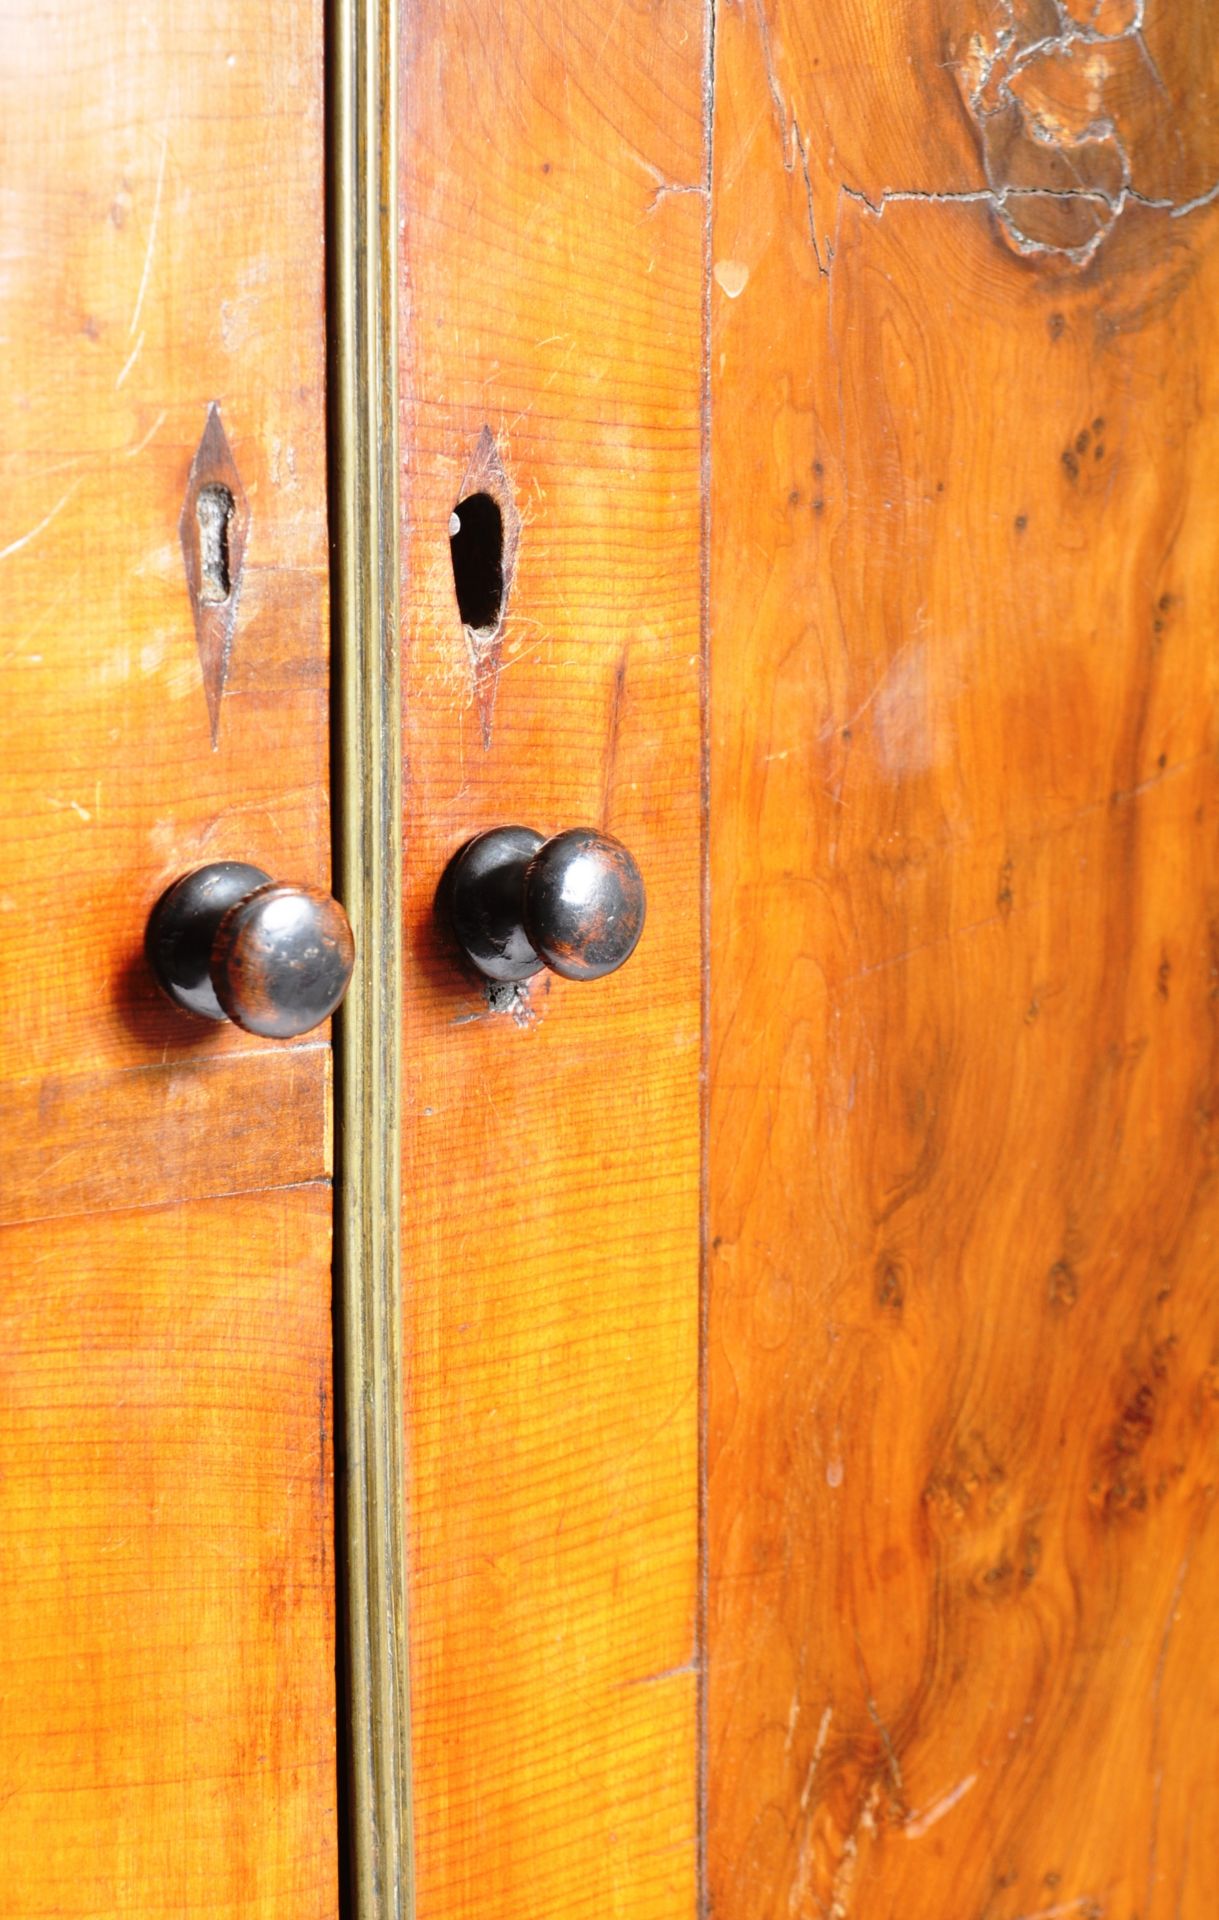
(450, 427), (521, 751)
(449, 492), (504, 633)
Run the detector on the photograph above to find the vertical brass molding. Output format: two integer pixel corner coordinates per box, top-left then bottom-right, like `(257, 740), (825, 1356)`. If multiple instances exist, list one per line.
(329, 0), (411, 1915)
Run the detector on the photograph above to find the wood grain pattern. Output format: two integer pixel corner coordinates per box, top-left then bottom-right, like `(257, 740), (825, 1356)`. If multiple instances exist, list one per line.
(1, 1045), (331, 1229)
(0, 1192), (337, 1916)
(0, 4), (338, 1910)
(396, 3), (708, 1913)
(0, 0), (332, 1102)
(707, 3), (1219, 1916)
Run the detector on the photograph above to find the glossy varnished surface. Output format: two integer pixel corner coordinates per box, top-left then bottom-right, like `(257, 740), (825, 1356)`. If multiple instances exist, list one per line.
(523, 829), (647, 982)
(0, 4), (337, 1910)
(212, 882), (355, 1037)
(707, 3), (1219, 1916)
(443, 827), (647, 983)
(397, 2), (707, 1912)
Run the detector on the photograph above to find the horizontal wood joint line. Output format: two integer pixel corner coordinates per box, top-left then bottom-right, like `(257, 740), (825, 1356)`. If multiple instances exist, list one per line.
(0, 1046), (331, 1229)
(1, 1176), (334, 1237)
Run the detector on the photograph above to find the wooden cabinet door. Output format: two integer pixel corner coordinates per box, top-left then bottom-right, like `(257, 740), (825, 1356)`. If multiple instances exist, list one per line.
(0, 7), (338, 1913)
(396, 3), (1219, 1918)
(396, 5), (706, 1913)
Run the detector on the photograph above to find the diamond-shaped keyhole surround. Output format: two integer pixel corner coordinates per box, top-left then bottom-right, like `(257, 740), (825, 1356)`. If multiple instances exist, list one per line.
(179, 404), (249, 748)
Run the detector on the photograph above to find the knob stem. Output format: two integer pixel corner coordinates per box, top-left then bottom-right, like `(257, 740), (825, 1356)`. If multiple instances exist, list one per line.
(146, 861), (270, 1022)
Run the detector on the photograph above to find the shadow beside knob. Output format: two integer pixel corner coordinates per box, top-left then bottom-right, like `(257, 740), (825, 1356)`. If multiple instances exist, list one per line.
(442, 827), (646, 984)
(147, 862), (355, 1038)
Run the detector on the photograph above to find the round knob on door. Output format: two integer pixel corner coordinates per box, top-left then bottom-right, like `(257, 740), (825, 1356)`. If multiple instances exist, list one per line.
(146, 861), (355, 1037)
(442, 827), (646, 984)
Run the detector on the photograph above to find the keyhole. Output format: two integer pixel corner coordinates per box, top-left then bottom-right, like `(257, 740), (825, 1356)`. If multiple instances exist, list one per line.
(449, 492), (505, 634)
(197, 484), (235, 604)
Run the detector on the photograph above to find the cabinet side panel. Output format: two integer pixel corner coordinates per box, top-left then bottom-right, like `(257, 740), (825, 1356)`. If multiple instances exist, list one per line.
(708, 3), (1219, 1916)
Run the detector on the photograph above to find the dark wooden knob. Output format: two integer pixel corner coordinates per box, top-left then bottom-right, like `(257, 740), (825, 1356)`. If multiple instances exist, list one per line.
(146, 861), (355, 1037)
(442, 827), (646, 984)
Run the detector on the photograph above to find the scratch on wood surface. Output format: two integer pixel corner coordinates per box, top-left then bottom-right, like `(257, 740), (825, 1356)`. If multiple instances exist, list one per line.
(115, 330), (145, 390)
(828, 1781), (880, 1919)
(592, 0), (627, 68)
(45, 795), (93, 822)
(903, 1772), (977, 1840)
(798, 1703), (833, 1811)
(128, 115), (169, 338)
(125, 409), (167, 458)
(621, 1653), (699, 1687)
(833, 910), (1008, 992)
(0, 481), (82, 564)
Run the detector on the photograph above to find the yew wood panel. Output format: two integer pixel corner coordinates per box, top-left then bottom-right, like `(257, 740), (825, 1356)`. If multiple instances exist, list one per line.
(708, 4), (1219, 1917)
(397, 3), (707, 1915)
(0, 0), (332, 1122)
(0, 1192), (336, 1915)
(1, 1044), (330, 1231)
(0, 5), (337, 1913)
